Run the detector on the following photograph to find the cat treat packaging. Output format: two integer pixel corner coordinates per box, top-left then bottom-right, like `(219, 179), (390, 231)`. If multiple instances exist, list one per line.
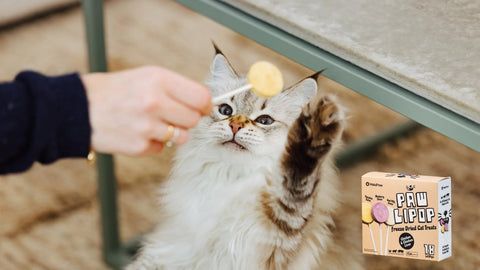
(361, 172), (452, 261)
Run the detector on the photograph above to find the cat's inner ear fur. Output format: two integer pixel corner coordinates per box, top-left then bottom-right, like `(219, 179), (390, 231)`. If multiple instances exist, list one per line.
(268, 77), (318, 117)
(206, 44), (243, 98)
(209, 53), (238, 82)
(286, 77), (318, 104)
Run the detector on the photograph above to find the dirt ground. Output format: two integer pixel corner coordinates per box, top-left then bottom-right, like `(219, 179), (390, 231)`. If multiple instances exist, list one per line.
(1, 0), (479, 269)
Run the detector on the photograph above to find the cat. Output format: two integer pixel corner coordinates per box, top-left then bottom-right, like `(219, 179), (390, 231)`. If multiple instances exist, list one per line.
(126, 45), (363, 270)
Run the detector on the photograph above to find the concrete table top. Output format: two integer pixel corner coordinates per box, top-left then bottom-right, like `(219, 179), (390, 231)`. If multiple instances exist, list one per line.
(224, 0), (480, 124)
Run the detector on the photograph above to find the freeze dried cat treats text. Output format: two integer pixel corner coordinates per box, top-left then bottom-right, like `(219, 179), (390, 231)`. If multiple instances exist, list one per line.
(361, 172), (452, 261)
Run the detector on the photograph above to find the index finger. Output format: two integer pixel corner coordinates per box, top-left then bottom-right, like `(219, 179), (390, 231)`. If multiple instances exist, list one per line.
(161, 69), (212, 116)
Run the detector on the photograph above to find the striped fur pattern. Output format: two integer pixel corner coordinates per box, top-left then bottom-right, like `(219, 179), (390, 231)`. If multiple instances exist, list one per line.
(126, 46), (363, 270)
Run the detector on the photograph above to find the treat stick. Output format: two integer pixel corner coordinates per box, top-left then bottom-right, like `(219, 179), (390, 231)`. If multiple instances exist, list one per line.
(384, 206), (395, 255)
(212, 84), (252, 103)
(212, 61), (283, 104)
(368, 224), (378, 255)
(384, 227), (390, 255)
(379, 224), (383, 255)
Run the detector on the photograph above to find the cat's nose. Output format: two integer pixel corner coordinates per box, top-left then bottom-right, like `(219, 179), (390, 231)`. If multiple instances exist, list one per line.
(230, 122), (244, 134)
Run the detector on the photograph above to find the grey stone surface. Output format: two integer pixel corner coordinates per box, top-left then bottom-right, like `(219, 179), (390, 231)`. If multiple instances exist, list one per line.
(224, 0), (480, 123)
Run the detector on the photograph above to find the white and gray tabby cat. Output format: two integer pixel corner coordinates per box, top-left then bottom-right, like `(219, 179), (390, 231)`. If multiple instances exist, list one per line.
(127, 45), (363, 270)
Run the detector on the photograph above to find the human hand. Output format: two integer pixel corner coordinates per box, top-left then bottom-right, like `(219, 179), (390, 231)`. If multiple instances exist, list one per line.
(81, 66), (212, 155)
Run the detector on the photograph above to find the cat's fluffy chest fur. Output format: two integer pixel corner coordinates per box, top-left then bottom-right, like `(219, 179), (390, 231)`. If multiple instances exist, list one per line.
(140, 147), (339, 270)
(127, 46), (363, 270)
(158, 153), (275, 269)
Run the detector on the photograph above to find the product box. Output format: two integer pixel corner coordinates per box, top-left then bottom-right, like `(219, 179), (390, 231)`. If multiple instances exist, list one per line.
(361, 172), (452, 261)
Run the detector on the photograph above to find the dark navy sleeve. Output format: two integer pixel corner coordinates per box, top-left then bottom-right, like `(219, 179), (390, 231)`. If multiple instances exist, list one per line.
(0, 71), (91, 174)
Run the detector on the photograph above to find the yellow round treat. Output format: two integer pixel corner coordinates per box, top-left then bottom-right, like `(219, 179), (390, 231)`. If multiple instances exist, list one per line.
(362, 202), (373, 224)
(247, 61), (283, 98)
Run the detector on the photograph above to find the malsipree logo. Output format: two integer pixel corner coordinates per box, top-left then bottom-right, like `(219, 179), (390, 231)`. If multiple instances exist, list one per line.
(365, 182), (383, 187)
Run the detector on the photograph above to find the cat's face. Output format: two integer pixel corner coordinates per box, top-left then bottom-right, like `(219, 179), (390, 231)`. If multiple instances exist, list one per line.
(190, 52), (317, 163)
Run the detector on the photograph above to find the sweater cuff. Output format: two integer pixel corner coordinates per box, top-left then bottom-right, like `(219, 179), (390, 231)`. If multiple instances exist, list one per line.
(16, 71), (91, 164)
(49, 73), (91, 160)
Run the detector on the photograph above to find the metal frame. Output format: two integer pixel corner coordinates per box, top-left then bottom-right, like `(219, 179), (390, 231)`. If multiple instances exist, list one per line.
(82, 1), (131, 269)
(82, 0), (478, 269)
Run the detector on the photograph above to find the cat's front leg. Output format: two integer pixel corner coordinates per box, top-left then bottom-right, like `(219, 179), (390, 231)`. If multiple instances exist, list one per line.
(281, 95), (343, 201)
(259, 96), (343, 268)
(264, 96), (343, 234)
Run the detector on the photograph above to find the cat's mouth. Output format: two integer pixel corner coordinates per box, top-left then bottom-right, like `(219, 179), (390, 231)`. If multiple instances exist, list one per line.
(222, 140), (247, 151)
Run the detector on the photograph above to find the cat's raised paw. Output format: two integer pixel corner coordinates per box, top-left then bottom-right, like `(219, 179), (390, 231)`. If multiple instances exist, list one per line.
(298, 95), (343, 158)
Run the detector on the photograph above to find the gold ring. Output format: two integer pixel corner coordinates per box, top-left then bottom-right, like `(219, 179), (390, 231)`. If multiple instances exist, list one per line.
(166, 127), (180, 147)
(163, 124), (175, 143)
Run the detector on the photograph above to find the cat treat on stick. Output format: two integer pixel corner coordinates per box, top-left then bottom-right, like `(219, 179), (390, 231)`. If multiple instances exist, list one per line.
(247, 61), (284, 98)
(371, 201), (388, 255)
(362, 202), (378, 255)
(212, 61), (283, 103)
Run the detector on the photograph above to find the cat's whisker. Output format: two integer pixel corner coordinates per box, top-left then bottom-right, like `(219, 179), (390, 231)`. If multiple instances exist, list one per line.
(239, 135), (264, 143)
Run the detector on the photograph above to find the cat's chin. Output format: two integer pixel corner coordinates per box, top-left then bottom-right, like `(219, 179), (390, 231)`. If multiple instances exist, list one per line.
(222, 140), (248, 152)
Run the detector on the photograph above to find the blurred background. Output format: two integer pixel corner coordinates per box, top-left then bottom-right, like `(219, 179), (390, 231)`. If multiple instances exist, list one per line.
(0, 0), (479, 269)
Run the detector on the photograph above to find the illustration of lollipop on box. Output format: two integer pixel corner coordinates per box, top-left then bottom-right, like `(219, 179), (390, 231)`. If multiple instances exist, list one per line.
(384, 206), (395, 255)
(362, 202), (378, 255)
(371, 202), (389, 255)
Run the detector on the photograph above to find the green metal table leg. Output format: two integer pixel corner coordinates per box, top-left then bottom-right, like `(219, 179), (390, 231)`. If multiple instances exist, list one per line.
(82, 1), (130, 269)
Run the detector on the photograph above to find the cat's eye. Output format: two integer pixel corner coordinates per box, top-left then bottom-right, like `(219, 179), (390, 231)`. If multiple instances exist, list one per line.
(255, 114), (274, 125)
(218, 104), (233, 116)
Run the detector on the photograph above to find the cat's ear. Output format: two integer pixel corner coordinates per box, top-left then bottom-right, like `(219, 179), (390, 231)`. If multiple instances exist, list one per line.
(271, 73), (319, 108)
(209, 44), (238, 81)
(266, 73), (319, 121)
(284, 76), (318, 104)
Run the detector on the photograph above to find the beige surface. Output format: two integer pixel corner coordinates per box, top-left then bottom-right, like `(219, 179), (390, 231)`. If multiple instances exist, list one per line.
(1, 0), (479, 269)
(0, 0), (78, 27)
(225, 0), (480, 124)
